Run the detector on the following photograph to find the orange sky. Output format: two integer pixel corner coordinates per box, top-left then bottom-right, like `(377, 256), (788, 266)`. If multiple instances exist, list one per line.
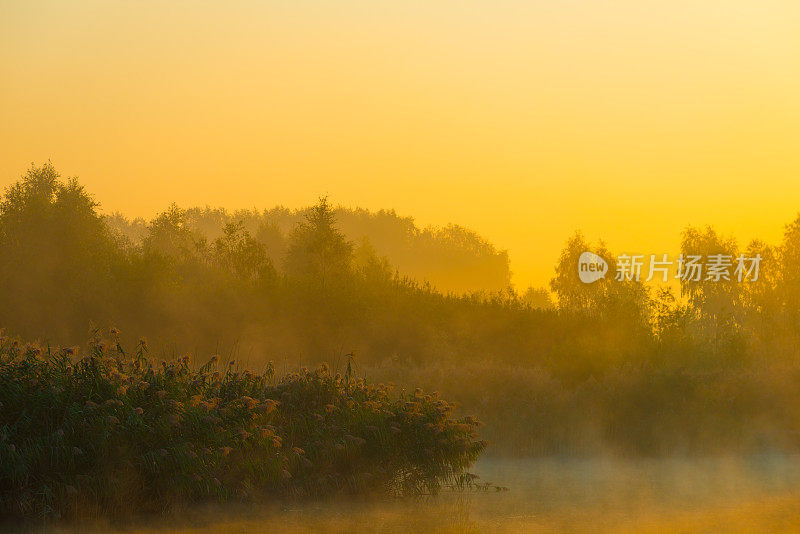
(2, 1), (800, 288)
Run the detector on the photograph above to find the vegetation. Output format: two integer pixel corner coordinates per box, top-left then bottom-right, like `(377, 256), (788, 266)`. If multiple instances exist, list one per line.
(0, 333), (485, 521)
(104, 195), (511, 295)
(3, 162), (800, 463)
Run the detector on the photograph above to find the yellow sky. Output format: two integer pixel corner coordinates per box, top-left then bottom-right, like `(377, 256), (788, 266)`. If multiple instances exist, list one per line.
(2, 1), (800, 288)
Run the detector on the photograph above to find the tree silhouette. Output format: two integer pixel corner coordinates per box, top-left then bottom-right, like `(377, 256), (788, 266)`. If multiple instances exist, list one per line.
(284, 197), (353, 288)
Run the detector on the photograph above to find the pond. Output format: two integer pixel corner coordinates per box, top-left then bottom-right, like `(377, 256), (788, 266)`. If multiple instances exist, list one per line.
(43, 455), (800, 533)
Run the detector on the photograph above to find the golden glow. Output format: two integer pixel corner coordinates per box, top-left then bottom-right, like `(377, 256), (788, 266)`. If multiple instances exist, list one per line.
(2, 1), (799, 287)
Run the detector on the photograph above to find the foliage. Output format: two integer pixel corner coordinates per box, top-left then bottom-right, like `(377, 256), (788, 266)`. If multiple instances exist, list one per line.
(5, 164), (800, 460)
(0, 334), (485, 521)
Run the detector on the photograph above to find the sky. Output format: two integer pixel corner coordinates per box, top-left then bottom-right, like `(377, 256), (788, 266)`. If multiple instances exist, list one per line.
(2, 1), (800, 288)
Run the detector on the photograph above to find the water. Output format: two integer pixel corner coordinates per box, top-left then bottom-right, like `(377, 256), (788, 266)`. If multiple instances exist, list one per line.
(47, 456), (800, 532)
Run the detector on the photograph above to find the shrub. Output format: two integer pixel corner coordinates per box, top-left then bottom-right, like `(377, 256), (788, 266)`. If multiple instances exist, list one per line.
(0, 334), (485, 521)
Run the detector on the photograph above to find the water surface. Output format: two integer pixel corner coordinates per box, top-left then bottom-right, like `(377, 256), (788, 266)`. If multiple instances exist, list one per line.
(50, 456), (800, 533)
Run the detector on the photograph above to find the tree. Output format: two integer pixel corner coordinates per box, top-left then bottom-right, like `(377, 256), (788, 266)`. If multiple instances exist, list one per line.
(284, 197), (353, 288)
(0, 162), (120, 337)
(142, 203), (204, 263)
(779, 214), (800, 319)
(678, 226), (747, 359)
(679, 226), (741, 325)
(213, 221), (274, 281)
(353, 236), (393, 284)
(550, 231), (647, 317)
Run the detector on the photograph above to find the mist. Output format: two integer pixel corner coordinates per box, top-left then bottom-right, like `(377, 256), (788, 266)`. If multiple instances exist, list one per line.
(4, 163), (800, 530)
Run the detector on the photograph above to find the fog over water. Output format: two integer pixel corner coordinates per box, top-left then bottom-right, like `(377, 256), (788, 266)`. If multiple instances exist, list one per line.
(26, 455), (800, 533)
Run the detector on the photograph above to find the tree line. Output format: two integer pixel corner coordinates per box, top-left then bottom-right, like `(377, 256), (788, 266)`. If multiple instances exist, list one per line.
(5, 162), (800, 454)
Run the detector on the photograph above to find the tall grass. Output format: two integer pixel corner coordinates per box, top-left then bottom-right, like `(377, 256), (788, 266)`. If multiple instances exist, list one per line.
(0, 332), (486, 521)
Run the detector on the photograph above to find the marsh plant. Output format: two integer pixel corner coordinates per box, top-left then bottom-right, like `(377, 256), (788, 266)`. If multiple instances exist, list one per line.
(0, 331), (485, 521)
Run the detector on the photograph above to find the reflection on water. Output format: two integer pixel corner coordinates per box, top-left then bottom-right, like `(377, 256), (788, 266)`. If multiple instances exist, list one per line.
(49, 456), (800, 533)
